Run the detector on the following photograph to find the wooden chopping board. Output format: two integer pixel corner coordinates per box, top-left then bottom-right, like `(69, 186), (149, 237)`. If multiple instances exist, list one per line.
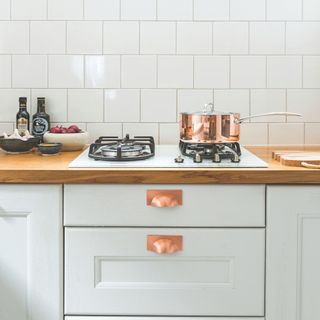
(272, 150), (320, 168)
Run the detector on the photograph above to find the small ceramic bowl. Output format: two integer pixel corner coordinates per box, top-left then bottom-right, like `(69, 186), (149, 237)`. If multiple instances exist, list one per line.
(38, 143), (63, 156)
(43, 131), (89, 151)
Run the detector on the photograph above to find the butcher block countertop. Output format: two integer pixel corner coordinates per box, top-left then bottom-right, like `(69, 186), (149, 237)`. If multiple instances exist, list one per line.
(0, 146), (320, 184)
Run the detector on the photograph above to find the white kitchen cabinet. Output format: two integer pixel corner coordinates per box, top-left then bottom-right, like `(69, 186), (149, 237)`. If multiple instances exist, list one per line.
(267, 186), (320, 320)
(0, 185), (63, 320)
(65, 227), (265, 316)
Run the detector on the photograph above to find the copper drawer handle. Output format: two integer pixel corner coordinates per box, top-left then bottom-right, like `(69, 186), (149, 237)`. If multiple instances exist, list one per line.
(147, 190), (182, 208)
(147, 235), (183, 254)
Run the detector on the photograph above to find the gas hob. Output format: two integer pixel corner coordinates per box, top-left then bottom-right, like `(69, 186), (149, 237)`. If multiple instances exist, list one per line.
(69, 145), (268, 168)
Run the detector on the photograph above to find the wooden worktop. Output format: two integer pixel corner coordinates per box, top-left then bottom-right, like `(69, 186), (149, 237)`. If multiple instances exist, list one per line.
(0, 146), (320, 184)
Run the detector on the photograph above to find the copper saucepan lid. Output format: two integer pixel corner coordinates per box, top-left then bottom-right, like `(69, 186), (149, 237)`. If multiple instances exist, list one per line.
(180, 102), (302, 122)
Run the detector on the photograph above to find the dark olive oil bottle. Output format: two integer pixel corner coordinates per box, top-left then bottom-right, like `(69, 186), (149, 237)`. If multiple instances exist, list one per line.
(16, 97), (30, 136)
(32, 97), (50, 139)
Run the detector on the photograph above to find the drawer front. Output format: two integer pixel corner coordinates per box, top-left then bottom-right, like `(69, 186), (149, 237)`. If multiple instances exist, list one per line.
(65, 228), (265, 316)
(64, 184), (265, 227)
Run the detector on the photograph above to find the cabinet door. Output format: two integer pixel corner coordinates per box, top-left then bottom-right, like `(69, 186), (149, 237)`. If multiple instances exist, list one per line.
(267, 186), (320, 320)
(0, 185), (62, 320)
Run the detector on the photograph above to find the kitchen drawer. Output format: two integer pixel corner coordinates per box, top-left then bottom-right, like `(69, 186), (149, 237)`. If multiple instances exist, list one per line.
(65, 228), (265, 316)
(64, 184), (265, 227)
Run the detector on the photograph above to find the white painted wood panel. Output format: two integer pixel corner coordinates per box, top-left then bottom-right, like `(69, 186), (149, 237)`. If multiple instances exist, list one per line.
(65, 317), (264, 320)
(64, 184), (265, 227)
(0, 185), (63, 320)
(65, 228), (265, 316)
(267, 186), (320, 320)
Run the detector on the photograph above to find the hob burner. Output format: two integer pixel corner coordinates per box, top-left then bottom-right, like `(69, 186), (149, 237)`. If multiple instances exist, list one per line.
(179, 141), (241, 163)
(89, 134), (155, 161)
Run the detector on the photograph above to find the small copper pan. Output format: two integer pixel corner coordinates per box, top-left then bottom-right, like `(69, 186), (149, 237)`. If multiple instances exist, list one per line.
(180, 103), (302, 144)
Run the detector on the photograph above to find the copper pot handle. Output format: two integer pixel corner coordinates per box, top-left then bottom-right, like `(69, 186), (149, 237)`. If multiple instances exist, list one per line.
(147, 235), (183, 254)
(301, 162), (320, 169)
(236, 112), (302, 123)
(147, 190), (182, 208)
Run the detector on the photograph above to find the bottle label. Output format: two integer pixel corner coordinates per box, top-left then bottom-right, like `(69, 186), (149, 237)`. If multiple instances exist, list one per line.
(32, 117), (49, 135)
(17, 118), (28, 135)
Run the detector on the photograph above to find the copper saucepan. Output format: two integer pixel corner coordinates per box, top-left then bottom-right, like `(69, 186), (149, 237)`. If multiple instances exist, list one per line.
(180, 103), (302, 143)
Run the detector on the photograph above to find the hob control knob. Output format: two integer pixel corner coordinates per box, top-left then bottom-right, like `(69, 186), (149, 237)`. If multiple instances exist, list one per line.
(174, 155), (184, 163)
(193, 153), (202, 163)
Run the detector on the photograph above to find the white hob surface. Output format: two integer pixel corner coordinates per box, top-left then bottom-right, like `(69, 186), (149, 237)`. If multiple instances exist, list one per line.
(69, 145), (268, 168)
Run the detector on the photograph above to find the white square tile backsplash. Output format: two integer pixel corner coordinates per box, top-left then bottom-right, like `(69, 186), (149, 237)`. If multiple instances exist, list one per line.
(0, 0), (320, 145)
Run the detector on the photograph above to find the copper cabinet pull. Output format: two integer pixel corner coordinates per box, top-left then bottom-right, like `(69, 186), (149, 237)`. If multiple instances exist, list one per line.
(146, 190), (182, 208)
(147, 235), (183, 254)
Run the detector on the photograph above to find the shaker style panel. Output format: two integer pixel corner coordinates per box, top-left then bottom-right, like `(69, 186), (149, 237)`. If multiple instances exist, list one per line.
(64, 316), (264, 320)
(267, 186), (320, 320)
(64, 184), (265, 227)
(65, 228), (265, 316)
(0, 185), (63, 320)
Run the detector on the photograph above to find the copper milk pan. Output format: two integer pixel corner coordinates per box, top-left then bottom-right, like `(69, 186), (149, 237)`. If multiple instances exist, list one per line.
(180, 103), (302, 143)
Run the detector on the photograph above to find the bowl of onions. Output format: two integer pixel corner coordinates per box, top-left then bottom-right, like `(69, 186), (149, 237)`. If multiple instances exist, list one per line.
(0, 130), (40, 153)
(43, 125), (89, 151)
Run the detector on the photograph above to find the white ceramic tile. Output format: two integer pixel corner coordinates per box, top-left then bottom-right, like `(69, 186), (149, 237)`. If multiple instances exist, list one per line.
(123, 123), (159, 143)
(213, 22), (248, 54)
(30, 21), (66, 54)
(84, 0), (120, 20)
(304, 0), (320, 20)
(121, 0), (156, 20)
(0, 89), (30, 122)
(157, 0), (193, 20)
(305, 123), (320, 145)
(214, 90), (250, 117)
(103, 22), (139, 54)
(105, 89), (140, 122)
(48, 0), (83, 20)
(12, 0), (47, 20)
(231, 56), (266, 89)
(269, 123), (304, 145)
(194, 0), (229, 21)
(160, 123), (179, 144)
(0, 0), (10, 20)
(267, 0), (302, 20)
(240, 123), (268, 145)
(287, 89), (320, 122)
(67, 21), (102, 54)
(250, 22), (285, 54)
(194, 56), (229, 89)
(85, 56), (120, 89)
(178, 89), (213, 113)
(12, 55), (47, 88)
(267, 56), (302, 89)
(286, 22), (320, 55)
(230, 0), (265, 20)
(121, 56), (157, 88)
(303, 57), (320, 89)
(0, 56), (11, 88)
(0, 21), (29, 54)
(158, 56), (193, 89)
(86, 123), (123, 142)
(251, 89), (286, 122)
(31, 89), (67, 122)
(0, 122), (14, 134)
(141, 89), (176, 122)
(68, 89), (103, 122)
(140, 22), (175, 54)
(49, 56), (84, 88)
(177, 22), (212, 55)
